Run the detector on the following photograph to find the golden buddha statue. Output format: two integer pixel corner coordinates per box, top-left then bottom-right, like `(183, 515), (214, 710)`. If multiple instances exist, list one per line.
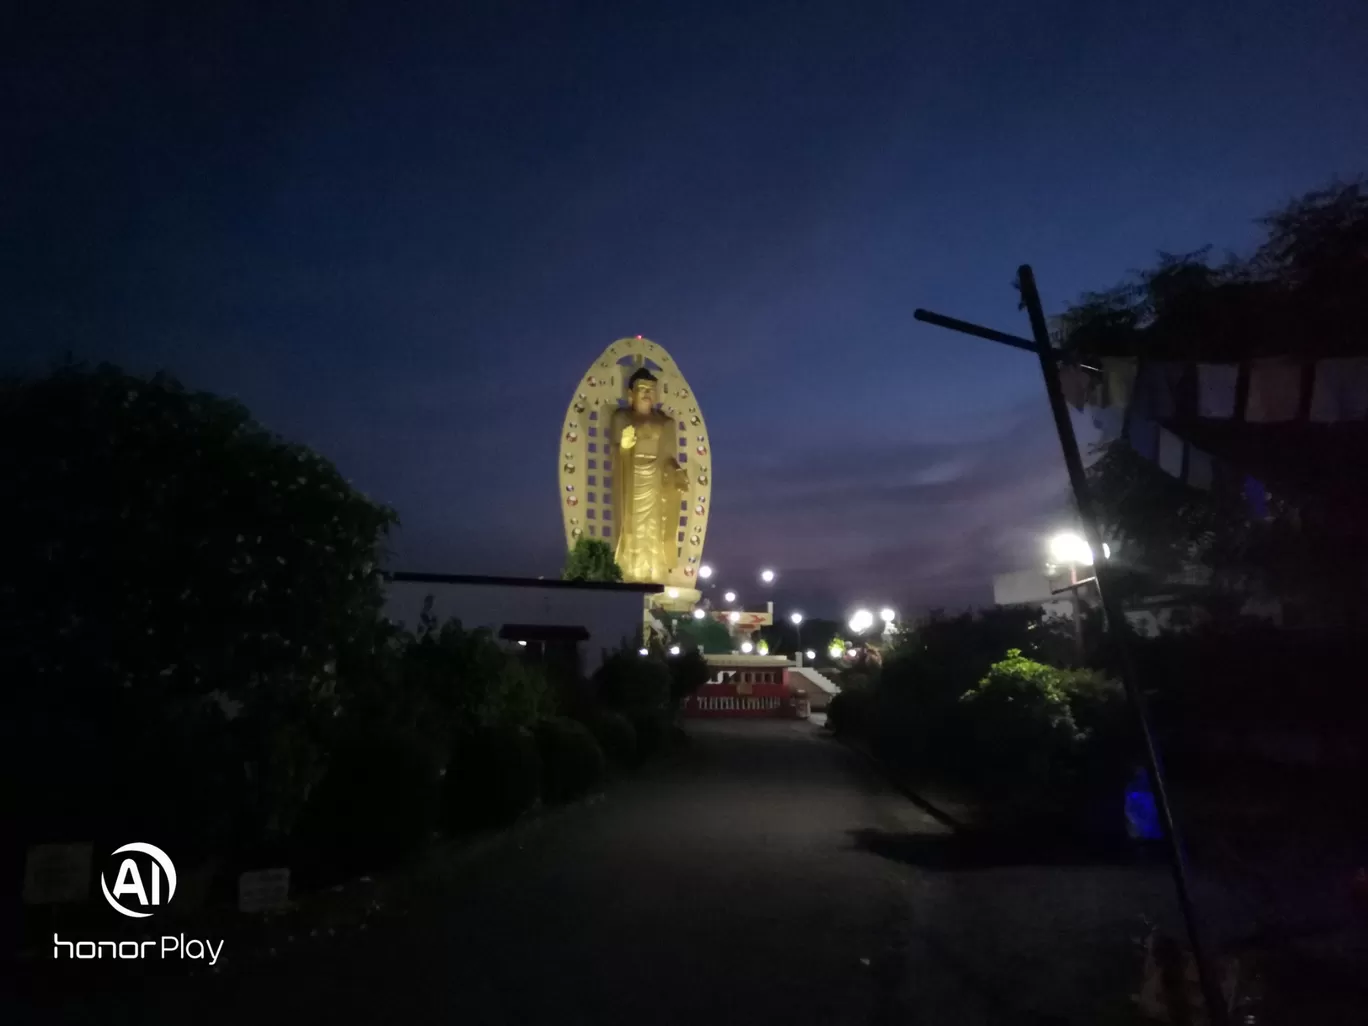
(609, 368), (690, 583)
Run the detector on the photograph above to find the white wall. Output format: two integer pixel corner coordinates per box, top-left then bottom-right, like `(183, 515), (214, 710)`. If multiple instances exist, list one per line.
(384, 579), (650, 673)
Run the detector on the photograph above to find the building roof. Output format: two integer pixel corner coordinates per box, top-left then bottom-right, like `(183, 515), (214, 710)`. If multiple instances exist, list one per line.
(386, 571), (663, 593)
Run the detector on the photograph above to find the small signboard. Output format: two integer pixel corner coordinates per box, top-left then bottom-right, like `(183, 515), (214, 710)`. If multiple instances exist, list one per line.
(23, 842), (93, 904)
(238, 868), (291, 913)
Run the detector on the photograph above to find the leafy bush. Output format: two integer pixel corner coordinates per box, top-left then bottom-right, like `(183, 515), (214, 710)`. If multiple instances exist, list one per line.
(443, 725), (542, 830)
(594, 647), (672, 716)
(666, 649), (711, 705)
(561, 537), (623, 582)
(294, 727), (440, 880)
(580, 710), (637, 767)
(825, 689), (872, 735)
(5, 365), (397, 857)
(629, 710), (674, 763)
(535, 717), (607, 804)
(959, 650), (1086, 802)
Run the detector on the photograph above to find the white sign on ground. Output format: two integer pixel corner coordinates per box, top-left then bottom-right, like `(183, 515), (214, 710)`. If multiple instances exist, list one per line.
(23, 843), (93, 904)
(238, 868), (291, 913)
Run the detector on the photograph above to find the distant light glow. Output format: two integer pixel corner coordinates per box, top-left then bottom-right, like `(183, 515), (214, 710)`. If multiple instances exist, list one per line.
(848, 609), (875, 633)
(692, 608), (705, 619)
(669, 645), (681, 656)
(1048, 532), (1094, 566)
(638, 648), (649, 656)
(789, 611), (804, 625)
(724, 591), (737, 603)
(759, 569), (775, 584)
(879, 608), (896, 624)
(805, 649), (816, 660)
(728, 611), (740, 623)
(756, 640), (769, 655)
(699, 564), (713, 579)
(666, 587), (679, 598)
(517, 640), (528, 647)
(740, 641), (754, 654)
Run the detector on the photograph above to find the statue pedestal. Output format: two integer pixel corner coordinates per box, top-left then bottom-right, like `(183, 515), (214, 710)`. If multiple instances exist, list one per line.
(649, 588), (701, 614)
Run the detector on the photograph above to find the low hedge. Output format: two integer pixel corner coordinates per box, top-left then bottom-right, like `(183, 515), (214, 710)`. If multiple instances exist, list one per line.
(443, 725), (542, 831)
(294, 726), (441, 881)
(535, 717), (607, 804)
(629, 710), (673, 763)
(580, 710), (637, 767)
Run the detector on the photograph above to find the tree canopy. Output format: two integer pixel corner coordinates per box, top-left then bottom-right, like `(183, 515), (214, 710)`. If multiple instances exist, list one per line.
(561, 537), (623, 582)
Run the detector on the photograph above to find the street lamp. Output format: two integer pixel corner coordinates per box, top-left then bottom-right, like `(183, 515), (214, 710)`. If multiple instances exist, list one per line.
(790, 611), (805, 665)
(727, 611), (741, 623)
(760, 568), (775, 584)
(848, 608), (875, 634)
(699, 564), (713, 579)
(638, 648), (649, 656)
(692, 608), (705, 620)
(741, 641), (754, 654)
(724, 591), (737, 603)
(1048, 531), (1094, 567)
(828, 643), (843, 660)
(805, 649), (816, 661)
(669, 645), (681, 656)
(879, 608), (896, 625)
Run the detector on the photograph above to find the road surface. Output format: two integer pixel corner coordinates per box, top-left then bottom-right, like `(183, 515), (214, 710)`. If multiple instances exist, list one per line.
(27, 719), (1178, 1024)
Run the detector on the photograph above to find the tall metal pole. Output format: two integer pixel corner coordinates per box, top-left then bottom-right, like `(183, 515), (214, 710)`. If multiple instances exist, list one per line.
(1015, 265), (1228, 1026)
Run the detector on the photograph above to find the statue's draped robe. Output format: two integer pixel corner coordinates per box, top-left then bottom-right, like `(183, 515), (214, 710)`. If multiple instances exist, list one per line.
(610, 409), (688, 584)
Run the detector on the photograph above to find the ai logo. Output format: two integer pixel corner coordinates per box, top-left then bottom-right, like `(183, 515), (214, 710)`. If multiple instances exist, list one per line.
(100, 842), (177, 918)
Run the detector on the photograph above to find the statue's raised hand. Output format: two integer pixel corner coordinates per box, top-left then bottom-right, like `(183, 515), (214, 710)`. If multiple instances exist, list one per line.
(620, 425), (637, 450)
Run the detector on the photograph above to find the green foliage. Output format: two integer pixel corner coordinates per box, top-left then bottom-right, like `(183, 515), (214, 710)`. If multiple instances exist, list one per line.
(561, 537), (623, 582)
(294, 727), (441, 879)
(825, 689), (871, 735)
(6, 365), (397, 856)
(443, 725), (542, 830)
(580, 709), (638, 767)
(628, 710), (674, 763)
(535, 717), (607, 804)
(672, 613), (733, 653)
(666, 648), (710, 704)
(1059, 180), (1368, 618)
(593, 646), (672, 716)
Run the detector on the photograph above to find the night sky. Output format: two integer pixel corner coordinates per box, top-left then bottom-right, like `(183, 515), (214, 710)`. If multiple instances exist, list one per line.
(6, 1), (1367, 617)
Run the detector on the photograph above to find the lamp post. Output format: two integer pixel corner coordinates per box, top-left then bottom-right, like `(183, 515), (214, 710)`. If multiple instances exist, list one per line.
(759, 568), (775, 585)
(1047, 531), (1097, 664)
(790, 611), (805, 665)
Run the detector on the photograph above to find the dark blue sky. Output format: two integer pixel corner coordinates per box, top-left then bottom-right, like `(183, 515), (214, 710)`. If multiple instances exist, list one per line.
(5, 1), (1367, 617)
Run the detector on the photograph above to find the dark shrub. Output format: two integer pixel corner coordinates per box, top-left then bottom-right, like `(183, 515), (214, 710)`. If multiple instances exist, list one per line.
(535, 717), (607, 804)
(826, 689), (873, 736)
(629, 710), (674, 763)
(295, 727), (440, 880)
(6, 365), (397, 858)
(443, 726), (542, 831)
(666, 649), (710, 705)
(580, 710), (637, 767)
(594, 647), (672, 716)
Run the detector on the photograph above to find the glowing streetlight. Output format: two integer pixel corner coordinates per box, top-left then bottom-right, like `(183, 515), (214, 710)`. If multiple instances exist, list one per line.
(805, 649), (816, 661)
(728, 611), (741, 623)
(759, 569), (775, 584)
(848, 608), (875, 634)
(669, 645), (681, 656)
(1048, 532), (1094, 567)
(699, 564), (713, 579)
(828, 644), (844, 660)
(756, 640), (769, 655)
(724, 591), (737, 603)
(692, 608), (705, 620)
(741, 641), (754, 654)
(789, 611), (804, 626)
(638, 648), (649, 656)
(517, 640), (528, 647)
(879, 608), (896, 625)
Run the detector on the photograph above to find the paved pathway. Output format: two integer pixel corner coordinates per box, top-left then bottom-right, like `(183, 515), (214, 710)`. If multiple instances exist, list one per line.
(26, 719), (1179, 1024)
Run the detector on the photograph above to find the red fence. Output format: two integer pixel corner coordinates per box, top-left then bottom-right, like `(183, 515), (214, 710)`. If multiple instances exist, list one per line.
(682, 680), (803, 718)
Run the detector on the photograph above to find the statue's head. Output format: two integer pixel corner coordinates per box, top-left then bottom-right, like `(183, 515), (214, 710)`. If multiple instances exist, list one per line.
(627, 367), (658, 414)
